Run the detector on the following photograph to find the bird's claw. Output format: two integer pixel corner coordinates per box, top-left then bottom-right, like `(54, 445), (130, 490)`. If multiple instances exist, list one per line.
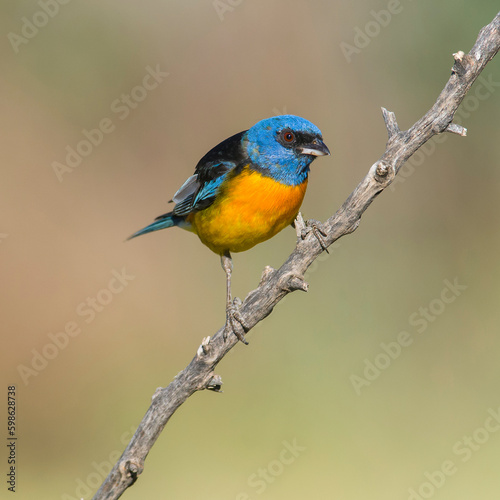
(224, 300), (249, 345)
(302, 219), (329, 253)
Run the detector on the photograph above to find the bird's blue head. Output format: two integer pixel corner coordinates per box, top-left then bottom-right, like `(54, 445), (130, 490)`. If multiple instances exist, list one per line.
(243, 115), (330, 186)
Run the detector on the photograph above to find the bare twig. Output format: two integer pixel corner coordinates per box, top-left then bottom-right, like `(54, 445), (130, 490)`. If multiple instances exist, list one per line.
(93, 12), (500, 499)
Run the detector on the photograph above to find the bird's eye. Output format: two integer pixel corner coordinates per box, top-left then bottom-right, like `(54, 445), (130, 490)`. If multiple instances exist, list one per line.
(283, 131), (295, 143)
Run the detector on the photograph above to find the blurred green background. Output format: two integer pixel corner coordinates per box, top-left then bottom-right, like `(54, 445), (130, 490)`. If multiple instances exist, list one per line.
(1, 1), (500, 499)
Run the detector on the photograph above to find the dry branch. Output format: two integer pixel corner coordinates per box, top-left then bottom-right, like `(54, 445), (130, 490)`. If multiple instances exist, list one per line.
(93, 12), (500, 499)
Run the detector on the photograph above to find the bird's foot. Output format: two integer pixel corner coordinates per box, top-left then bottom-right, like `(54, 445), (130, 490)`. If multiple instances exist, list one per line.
(224, 298), (249, 345)
(301, 219), (329, 253)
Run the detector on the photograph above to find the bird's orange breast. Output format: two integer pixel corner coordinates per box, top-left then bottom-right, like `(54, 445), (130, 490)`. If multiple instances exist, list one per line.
(187, 166), (308, 254)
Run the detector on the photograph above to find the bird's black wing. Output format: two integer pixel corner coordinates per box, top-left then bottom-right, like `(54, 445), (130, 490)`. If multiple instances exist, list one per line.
(194, 130), (248, 183)
(171, 130), (249, 216)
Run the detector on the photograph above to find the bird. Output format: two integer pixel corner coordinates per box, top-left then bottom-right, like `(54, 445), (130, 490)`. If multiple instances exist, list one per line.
(128, 115), (330, 344)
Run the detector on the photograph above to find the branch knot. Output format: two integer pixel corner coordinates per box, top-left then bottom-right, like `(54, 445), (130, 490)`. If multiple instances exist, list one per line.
(206, 374), (223, 392)
(376, 162), (389, 177)
(452, 50), (474, 76)
(282, 273), (309, 293)
(119, 458), (143, 483)
(372, 161), (395, 185)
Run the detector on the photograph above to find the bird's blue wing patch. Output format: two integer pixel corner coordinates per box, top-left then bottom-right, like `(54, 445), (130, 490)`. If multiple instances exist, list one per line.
(191, 173), (228, 210)
(173, 161), (234, 215)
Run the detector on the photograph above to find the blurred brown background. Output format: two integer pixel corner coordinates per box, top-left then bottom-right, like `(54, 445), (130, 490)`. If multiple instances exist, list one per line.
(1, 1), (500, 499)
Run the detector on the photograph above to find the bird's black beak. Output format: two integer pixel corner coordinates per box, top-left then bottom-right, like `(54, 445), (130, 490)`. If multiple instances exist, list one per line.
(298, 139), (331, 157)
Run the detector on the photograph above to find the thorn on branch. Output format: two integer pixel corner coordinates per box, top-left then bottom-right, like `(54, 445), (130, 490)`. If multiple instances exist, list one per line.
(152, 387), (163, 401)
(259, 266), (276, 286)
(381, 107), (400, 139)
(293, 212), (306, 240)
(197, 336), (211, 357)
(445, 123), (467, 136)
(283, 274), (309, 293)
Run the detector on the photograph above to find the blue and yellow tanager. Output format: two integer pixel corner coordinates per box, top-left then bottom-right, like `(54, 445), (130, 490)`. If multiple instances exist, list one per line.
(129, 115), (330, 343)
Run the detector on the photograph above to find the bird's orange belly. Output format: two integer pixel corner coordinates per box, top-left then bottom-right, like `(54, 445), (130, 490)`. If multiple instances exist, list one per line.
(188, 168), (308, 254)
